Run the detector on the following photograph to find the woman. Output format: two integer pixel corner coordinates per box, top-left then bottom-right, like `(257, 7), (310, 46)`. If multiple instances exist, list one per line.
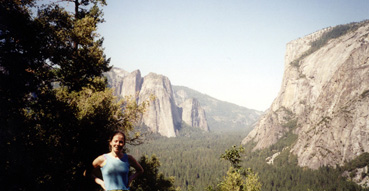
(91, 131), (144, 191)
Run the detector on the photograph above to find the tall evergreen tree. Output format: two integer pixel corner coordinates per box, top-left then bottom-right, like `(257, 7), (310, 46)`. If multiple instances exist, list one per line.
(0, 0), (55, 189)
(37, 0), (111, 91)
(1, 1), (146, 190)
(207, 145), (261, 191)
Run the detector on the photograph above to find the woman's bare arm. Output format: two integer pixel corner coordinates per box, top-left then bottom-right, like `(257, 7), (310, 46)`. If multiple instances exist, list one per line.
(128, 155), (144, 186)
(91, 155), (106, 190)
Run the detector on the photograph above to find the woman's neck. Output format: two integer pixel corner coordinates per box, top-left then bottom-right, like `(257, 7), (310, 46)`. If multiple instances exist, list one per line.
(110, 151), (123, 158)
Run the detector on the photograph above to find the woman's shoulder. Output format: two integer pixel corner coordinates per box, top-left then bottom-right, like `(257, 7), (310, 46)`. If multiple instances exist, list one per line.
(93, 154), (107, 167)
(126, 154), (133, 159)
(126, 154), (139, 163)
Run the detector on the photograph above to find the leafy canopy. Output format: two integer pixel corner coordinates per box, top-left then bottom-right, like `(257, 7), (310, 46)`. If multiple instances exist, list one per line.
(0, 1), (147, 190)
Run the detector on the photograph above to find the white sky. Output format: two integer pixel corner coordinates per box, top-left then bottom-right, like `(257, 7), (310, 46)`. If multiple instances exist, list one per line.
(97, 0), (369, 111)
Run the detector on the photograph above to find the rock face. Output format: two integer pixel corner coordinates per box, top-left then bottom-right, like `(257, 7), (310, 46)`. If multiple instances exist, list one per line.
(105, 68), (209, 137)
(122, 70), (142, 99)
(139, 72), (181, 137)
(180, 98), (209, 132)
(242, 21), (369, 169)
(173, 86), (262, 132)
(105, 67), (130, 96)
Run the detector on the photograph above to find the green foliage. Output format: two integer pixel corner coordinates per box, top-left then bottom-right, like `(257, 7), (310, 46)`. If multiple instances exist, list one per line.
(2, 82), (146, 190)
(242, 138), (369, 191)
(0, 0), (52, 122)
(1, 1), (55, 189)
(131, 155), (178, 191)
(282, 119), (298, 130)
(310, 23), (360, 48)
(128, 131), (249, 190)
(131, 130), (368, 191)
(0, 1), (146, 190)
(36, 0), (111, 91)
(219, 167), (249, 191)
(27, 86), (128, 189)
(343, 152), (369, 172)
(220, 145), (245, 169)
(3, 2), (368, 191)
(269, 131), (298, 152)
(176, 122), (207, 137)
(217, 167), (261, 191)
(290, 21), (363, 68)
(215, 145), (261, 191)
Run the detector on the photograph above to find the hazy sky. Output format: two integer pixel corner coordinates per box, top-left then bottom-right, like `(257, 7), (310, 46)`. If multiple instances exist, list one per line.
(97, 0), (369, 111)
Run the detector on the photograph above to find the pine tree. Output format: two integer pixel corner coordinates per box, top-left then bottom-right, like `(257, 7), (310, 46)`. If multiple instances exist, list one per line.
(0, 1), (55, 189)
(36, 0), (111, 91)
(209, 145), (262, 191)
(131, 155), (178, 191)
(1, 1), (146, 190)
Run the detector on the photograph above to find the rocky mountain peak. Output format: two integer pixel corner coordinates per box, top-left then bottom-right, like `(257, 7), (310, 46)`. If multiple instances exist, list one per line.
(242, 21), (369, 171)
(180, 98), (209, 132)
(105, 68), (210, 137)
(139, 72), (180, 137)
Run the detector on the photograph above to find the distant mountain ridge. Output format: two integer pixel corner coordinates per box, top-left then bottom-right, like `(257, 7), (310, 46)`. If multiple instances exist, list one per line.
(173, 86), (262, 132)
(105, 67), (261, 137)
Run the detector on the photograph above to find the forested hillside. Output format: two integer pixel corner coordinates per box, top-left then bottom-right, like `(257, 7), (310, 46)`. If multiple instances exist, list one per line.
(129, 127), (369, 191)
(128, 129), (249, 190)
(241, 132), (369, 191)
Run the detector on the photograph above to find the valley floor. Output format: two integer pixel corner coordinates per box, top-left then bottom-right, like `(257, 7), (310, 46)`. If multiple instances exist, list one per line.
(128, 129), (369, 191)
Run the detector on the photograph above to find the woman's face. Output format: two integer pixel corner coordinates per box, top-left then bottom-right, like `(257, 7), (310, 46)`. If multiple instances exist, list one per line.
(110, 133), (125, 153)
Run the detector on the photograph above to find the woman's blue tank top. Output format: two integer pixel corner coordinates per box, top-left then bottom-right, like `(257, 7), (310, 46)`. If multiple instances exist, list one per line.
(101, 153), (130, 190)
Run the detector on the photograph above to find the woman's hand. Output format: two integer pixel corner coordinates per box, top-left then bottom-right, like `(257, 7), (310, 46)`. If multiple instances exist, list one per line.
(95, 178), (106, 190)
(128, 154), (144, 186)
(91, 155), (107, 190)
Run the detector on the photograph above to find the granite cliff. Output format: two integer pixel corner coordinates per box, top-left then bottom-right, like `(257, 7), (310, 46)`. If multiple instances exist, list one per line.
(105, 68), (261, 137)
(179, 98), (209, 132)
(173, 86), (261, 132)
(105, 68), (208, 137)
(242, 21), (369, 172)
